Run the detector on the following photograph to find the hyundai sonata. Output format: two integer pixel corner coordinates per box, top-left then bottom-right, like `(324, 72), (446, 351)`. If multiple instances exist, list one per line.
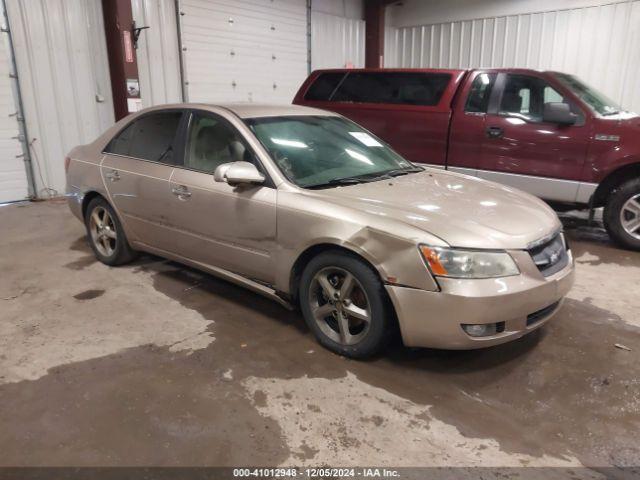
(66, 104), (574, 358)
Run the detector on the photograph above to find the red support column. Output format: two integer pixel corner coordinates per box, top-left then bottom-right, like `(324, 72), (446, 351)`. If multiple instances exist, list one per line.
(102, 0), (141, 121)
(364, 0), (386, 68)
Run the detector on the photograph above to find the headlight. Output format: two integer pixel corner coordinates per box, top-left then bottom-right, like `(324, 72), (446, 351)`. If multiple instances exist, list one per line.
(419, 245), (519, 279)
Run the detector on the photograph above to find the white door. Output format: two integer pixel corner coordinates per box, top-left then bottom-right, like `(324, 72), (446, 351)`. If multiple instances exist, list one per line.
(6, 0), (114, 198)
(0, 27), (28, 203)
(179, 0), (308, 104)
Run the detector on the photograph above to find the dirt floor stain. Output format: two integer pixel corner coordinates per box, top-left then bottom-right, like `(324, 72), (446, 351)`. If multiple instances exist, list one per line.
(73, 289), (105, 300)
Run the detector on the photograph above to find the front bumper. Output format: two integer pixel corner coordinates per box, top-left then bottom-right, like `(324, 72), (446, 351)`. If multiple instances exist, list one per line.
(386, 249), (575, 349)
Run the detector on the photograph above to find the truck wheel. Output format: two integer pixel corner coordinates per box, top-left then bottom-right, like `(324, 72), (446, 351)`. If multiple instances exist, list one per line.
(299, 251), (394, 359)
(604, 178), (640, 250)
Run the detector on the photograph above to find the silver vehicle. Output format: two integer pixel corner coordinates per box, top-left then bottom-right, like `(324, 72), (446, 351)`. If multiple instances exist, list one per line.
(66, 103), (575, 358)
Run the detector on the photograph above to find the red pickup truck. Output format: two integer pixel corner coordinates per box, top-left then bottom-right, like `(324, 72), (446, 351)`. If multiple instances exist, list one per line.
(293, 68), (640, 250)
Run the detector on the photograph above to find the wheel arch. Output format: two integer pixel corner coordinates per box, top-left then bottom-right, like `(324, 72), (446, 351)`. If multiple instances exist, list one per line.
(288, 243), (385, 305)
(592, 162), (640, 207)
(81, 190), (107, 219)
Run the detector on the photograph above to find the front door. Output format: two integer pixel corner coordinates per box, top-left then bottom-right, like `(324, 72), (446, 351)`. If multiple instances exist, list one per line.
(101, 110), (184, 252)
(165, 111), (278, 284)
(478, 73), (590, 202)
(447, 71), (497, 175)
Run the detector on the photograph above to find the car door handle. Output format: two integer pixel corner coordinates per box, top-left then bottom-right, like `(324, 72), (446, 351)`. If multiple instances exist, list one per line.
(105, 169), (120, 181)
(171, 185), (192, 199)
(486, 126), (504, 139)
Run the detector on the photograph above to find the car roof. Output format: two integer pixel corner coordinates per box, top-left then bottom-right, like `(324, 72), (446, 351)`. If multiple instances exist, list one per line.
(218, 103), (337, 119)
(140, 102), (338, 119)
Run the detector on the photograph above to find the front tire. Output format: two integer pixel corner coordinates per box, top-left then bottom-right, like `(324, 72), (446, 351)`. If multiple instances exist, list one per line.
(84, 196), (137, 265)
(299, 251), (394, 359)
(604, 178), (640, 250)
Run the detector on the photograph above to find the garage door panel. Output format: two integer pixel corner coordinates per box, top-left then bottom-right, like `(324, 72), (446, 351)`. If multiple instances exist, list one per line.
(180, 0), (307, 104)
(0, 8), (27, 203)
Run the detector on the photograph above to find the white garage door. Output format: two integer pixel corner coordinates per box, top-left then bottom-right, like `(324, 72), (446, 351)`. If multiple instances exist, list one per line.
(179, 0), (308, 104)
(6, 0), (115, 199)
(0, 34), (28, 203)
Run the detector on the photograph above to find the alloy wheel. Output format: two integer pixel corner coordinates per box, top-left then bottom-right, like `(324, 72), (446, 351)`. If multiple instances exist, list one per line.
(620, 194), (640, 240)
(308, 267), (371, 346)
(89, 206), (117, 257)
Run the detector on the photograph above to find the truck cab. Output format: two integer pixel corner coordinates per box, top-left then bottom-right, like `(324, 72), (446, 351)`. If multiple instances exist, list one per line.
(294, 68), (640, 250)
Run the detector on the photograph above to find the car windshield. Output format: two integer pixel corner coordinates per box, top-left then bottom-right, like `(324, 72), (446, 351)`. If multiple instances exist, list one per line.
(245, 115), (420, 188)
(553, 73), (621, 116)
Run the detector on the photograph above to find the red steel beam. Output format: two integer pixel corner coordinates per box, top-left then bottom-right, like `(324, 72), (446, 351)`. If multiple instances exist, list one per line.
(102, 0), (141, 120)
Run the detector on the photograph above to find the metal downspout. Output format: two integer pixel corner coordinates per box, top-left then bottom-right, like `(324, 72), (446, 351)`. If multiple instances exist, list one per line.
(175, 0), (188, 102)
(307, 0), (312, 75)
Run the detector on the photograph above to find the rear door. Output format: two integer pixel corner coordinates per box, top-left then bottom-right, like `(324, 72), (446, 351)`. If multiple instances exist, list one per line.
(477, 73), (590, 202)
(298, 70), (459, 166)
(101, 110), (185, 252)
(165, 110), (278, 284)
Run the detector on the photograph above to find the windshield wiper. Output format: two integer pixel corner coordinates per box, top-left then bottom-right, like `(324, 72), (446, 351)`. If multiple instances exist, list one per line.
(387, 166), (424, 177)
(305, 177), (373, 189)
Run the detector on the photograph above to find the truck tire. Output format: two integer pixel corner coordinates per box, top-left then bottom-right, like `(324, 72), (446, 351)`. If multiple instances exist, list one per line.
(603, 178), (640, 250)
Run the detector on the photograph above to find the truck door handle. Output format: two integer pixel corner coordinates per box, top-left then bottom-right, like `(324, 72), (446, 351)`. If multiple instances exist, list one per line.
(486, 126), (504, 139)
(105, 169), (120, 181)
(171, 185), (192, 199)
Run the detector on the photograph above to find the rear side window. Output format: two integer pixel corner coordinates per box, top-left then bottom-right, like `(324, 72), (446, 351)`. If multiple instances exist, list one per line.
(331, 72), (451, 106)
(304, 72), (346, 101)
(465, 73), (496, 113)
(105, 111), (183, 163)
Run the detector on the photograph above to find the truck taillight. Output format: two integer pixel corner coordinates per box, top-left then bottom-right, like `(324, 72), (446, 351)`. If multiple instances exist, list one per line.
(64, 156), (70, 173)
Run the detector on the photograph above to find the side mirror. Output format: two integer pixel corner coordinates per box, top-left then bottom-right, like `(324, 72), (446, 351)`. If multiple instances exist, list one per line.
(213, 161), (265, 186)
(543, 102), (577, 126)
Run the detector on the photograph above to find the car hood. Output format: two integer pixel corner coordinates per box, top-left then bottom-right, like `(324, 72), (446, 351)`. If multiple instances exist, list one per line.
(318, 169), (561, 249)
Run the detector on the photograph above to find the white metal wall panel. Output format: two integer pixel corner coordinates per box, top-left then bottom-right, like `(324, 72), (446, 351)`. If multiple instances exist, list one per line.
(385, 1), (640, 113)
(0, 27), (27, 203)
(311, 11), (364, 70)
(132, 0), (183, 107)
(6, 0), (114, 198)
(179, 0), (308, 104)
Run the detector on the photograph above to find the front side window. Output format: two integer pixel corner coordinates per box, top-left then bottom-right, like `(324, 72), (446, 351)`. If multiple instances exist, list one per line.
(553, 73), (621, 116)
(465, 73), (496, 113)
(331, 72), (451, 106)
(185, 113), (253, 173)
(105, 111), (183, 163)
(499, 75), (582, 123)
(246, 115), (419, 188)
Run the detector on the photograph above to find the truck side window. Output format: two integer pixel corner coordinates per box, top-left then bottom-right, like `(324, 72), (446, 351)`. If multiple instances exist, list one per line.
(331, 72), (452, 106)
(304, 72), (346, 101)
(465, 73), (496, 113)
(499, 74), (583, 124)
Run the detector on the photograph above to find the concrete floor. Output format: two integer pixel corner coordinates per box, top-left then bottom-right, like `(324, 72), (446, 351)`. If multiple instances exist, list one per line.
(0, 200), (639, 474)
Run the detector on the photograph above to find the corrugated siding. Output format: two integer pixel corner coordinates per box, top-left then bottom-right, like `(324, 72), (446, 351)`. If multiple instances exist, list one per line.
(385, 0), (640, 113)
(0, 25), (28, 202)
(311, 11), (364, 70)
(179, 0), (308, 104)
(6, 0), (114, 198)
(132, 0), (183, 107)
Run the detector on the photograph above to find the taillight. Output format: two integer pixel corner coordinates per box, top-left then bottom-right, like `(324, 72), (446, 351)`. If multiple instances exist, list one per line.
(64, 156), (71, 173)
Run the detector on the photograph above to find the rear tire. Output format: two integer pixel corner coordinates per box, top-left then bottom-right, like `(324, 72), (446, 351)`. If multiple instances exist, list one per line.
(84, 196), (138, 266)
(299, 251), (394, 359)
(603, 178), (640, 250)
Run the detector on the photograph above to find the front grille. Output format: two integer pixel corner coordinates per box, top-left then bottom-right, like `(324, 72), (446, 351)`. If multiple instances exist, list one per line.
(527, 301), (560, 326)
(528, 232), (569, 277)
